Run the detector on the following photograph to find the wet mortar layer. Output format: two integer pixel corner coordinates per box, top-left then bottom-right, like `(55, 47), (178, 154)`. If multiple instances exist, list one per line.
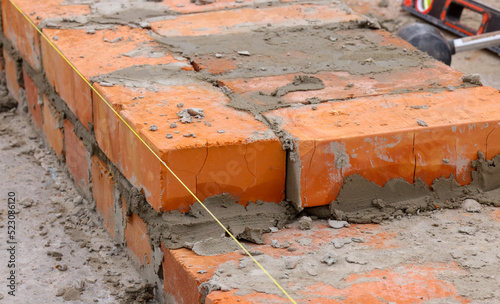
(155, 21), (433, 80)
(199, 207), (500, 302)
(305, 152), (500, 224)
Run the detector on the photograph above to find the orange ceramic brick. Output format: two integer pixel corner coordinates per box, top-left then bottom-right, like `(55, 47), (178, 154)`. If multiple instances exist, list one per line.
(41, 26), (192, 129)
(205, 264), (469, 304)
(206, 291), (288, 304)
(1, 0), (90, 69)
(93, 82), (285, 212)
(22, 67), (42, 130)
(3, 49), (21, 101)
(64, 119), (89, 191)
(151, 4), (360, 37)
(161, 245), (241, 304)
(160, 219), (467, 304)
(258, 222), (397, 258)
(492, 209), (500, 223)
(265, 86), (500, 209)
(214, 29), (463, 99)
(124, 214), (151, 265)
(219, 65), (464, 105)
(160, 0), (277, 14)
(42, 97), (63, 158)
(91, 156), (115, 236)
(162, 246), (202, 304)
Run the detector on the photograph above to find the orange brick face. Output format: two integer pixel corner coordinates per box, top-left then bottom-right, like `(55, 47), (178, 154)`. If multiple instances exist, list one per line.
(64, 119), (89, 191)
(265, 86), (500, 209)
(42, 98), (63, 158)
(91, 156), (115, 237)
(1, 0), (90, 69)
(206, 264), (469, 304)
(41, 26), (192, 130)
(1, 0), (42, 69)
(42, 37), (93, 129)
(3, 49), (21, 101)
(93, 83), (285, 212)
(151, 4), (360, 37)
(161, 245), (203, 304)
(22, 67), (42, 130)
(219, 66), (464, 105)
(124, 214), (151, 265)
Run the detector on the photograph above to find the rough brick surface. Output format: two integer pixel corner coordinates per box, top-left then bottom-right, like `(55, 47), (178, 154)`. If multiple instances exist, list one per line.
(93, 83), (286, 212)
(219, 64), (465, 105)
(3, 48), (21, 101)
(91, 156), (115, 237)
(156, 220), (471, 304)
(5, 1), (500, 303)
(151, 3), (359, 37)
(42, 97), (63, 157)
(1, 0), (90, 69)
(124, 214), (151, 265)
(41, 26), (192, 130)
(2, 0), (41, 69)
(64, 119), (89, 192)
(158, 0), (278, 14)
(161, 244), (240, 304)
(22, 67), (42, 130)
(265, 86), (500, 208)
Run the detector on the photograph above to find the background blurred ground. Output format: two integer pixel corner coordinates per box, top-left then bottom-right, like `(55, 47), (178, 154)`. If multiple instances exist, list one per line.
(344, 0), (500, 89)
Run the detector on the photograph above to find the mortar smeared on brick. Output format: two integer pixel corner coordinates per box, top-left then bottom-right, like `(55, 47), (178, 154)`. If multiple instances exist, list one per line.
(125, 190), (296, 250)
(304, 152), (500, 224)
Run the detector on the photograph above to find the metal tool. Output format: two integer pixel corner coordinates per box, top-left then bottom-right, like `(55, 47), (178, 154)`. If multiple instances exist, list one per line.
(402, 0), (500, 55)
(397, 23), (500, 65)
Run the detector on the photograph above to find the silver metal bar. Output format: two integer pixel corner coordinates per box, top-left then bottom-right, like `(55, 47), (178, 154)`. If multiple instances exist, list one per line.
(452, 30), (500, 53)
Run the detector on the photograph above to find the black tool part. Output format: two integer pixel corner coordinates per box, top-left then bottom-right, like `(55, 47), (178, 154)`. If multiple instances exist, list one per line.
(397, 23), (453, 65)
(402, 0), (500, 55)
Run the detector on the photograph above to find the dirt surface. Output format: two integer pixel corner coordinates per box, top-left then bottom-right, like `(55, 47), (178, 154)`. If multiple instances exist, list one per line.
(0, 112), (156, 304)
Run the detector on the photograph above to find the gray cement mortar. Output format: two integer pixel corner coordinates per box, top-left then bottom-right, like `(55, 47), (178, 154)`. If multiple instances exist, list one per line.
(155, 21), (434, 80)
(123, 189), (297, 249)
(201, 205), (500, 301)
(301, 151), (500, 224)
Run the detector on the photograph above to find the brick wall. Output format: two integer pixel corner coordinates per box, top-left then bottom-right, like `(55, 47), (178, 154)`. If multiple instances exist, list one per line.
(2, 0), (500, 303)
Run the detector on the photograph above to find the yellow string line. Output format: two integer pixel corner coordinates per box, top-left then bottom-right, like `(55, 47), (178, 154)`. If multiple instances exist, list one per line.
(9, 1), (297, 303)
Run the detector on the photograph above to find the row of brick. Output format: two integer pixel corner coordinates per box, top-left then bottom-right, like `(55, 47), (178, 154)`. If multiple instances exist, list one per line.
(159, 220), (479, 304)
(2, 47), (90, 192)
(4, 0), (500, 213)
(4, 30), (226, 302)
